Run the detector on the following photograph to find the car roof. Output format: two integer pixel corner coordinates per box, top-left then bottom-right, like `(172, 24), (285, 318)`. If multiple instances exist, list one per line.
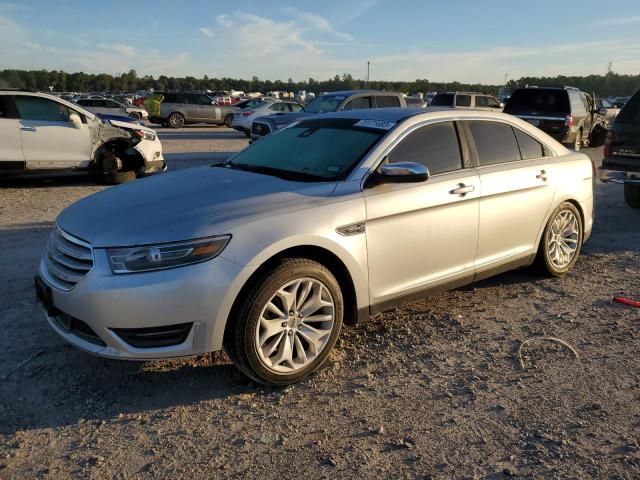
(321, 90), (401, 97)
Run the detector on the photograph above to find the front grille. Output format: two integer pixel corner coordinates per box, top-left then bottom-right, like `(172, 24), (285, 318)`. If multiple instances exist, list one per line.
(251, 121), (271, 137)
(112, 323), (193, 348)
(43, 228), (93, 291)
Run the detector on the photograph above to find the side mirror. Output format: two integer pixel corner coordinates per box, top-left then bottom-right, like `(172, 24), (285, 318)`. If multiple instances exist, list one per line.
(69, 113), (83, 129)
(369, 161), (429, 186)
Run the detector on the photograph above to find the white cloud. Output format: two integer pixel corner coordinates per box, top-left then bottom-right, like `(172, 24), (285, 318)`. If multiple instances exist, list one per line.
(337, 0), (379, 26)
(199, 27), (215, 38)
(283, 7), (354, 42)
(590, 15), (640, 27)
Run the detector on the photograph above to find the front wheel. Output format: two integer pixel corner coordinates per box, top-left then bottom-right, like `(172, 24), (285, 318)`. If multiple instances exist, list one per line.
(536, 202), (583, 277)
(624, 184), (640, 209)
(167, 112), (185, 129)
(224, 258), (343, 385)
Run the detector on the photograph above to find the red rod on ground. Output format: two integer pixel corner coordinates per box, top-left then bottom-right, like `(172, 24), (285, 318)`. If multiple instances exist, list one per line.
(613, 297), (640, 308)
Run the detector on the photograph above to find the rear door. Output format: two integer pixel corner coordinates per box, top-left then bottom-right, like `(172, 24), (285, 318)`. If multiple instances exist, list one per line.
(14, 95), (92, 169)
(194, 93), (220, 122)
(465, 120), (555, 274)
(0, 96), (25, 169)
(364, 121), (479, 306)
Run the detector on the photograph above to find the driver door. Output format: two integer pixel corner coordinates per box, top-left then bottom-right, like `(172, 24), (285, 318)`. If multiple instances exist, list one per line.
(13, 95), (92, 169)
(364, 121), (479, 308)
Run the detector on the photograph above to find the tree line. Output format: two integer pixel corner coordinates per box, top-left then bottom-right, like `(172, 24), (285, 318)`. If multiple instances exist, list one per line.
(1, 68), (638, 97)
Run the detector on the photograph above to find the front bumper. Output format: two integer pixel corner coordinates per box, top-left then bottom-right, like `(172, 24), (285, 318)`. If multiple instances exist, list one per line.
(135, 137), (166, 174)
(38, 249), (249, 360)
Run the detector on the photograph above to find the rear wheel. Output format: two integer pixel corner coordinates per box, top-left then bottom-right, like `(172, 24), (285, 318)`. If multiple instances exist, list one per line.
(536, 202), (583, 277)
(224, 113), (233, 127)
(224, 258), (343, 386)
(168, 112), (185, 129)
(624, 184), (640, 209)
(129, 112), (141, 120)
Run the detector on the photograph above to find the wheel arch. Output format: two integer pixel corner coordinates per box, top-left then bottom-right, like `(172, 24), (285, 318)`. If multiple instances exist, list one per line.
(225, 245), (362, 337)
(93, 138), (144, 172)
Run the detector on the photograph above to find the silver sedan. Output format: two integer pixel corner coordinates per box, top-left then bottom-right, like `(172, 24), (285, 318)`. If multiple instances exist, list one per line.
(37, 108), (595, 385)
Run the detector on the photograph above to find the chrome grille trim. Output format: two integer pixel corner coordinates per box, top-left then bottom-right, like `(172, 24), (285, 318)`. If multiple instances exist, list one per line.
(43, 227), (94, 291)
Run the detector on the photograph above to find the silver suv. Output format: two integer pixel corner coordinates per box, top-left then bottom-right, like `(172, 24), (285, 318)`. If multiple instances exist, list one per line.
(430, 92), (503, 111)
(145, 92), (238, 128)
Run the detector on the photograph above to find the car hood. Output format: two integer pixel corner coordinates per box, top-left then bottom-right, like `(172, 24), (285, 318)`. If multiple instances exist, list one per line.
(106, 118), (155, 133)
(258, 111), (314, 126)
(56, 166), (337, 247)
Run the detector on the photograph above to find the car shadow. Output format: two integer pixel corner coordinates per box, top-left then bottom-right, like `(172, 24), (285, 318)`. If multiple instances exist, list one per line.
(0, 172), (99, 189)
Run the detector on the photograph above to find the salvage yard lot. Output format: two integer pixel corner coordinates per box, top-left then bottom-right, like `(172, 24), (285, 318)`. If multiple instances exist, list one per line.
(0, 130), (639, 478)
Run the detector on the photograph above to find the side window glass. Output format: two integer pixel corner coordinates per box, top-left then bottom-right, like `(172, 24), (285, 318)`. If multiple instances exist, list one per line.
(15, 96), (70, 122)
(289, 104), (303, 112)
(475, 96), (489, 108)
(467, 121), (521, 166)
(456, 95), (471, 107)
(270, 103), (288, 112)
(487, 97), (501, 108)
(106, 101), (120, 108)
(568, 91), (586, 116)
(197, 95), (212, 105)
(376, 96), (401, 108)
(344, 96), (372, 110)
(513, 128), (545, 159)
(387, 122), (462, 175)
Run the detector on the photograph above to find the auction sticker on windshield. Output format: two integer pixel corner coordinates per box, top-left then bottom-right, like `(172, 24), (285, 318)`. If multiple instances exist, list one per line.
(354, 119), (396, 130)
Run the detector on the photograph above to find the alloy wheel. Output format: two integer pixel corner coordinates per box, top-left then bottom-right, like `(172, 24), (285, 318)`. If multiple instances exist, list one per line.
(546, 209), (580, 269)
(255, 277), (335, 373)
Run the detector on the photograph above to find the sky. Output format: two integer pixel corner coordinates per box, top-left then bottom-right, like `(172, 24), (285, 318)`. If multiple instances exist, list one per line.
(1, 0), (639, 84)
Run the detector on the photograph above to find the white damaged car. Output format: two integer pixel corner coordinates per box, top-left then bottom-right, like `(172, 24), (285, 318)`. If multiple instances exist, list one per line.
(0, 90), (165, 183)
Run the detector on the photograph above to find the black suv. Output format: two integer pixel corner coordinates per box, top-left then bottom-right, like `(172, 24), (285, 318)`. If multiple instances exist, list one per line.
(599, 88), (640, 208)
(504, 86), (605, 151)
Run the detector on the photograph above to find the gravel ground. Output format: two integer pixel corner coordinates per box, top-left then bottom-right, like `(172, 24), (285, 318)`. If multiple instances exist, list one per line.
(0, 131), (638, 479)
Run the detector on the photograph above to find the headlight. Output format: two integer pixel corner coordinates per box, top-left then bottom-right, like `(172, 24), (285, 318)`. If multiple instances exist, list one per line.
(107, 235), (231, 274)
(133, 129), (156, 141)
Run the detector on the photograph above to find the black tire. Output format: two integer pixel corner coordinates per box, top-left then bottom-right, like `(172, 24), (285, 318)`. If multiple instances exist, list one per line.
(624, 184), (640, 209)
(224, 258), (344, 386)
(224, 113), (233, 127)
(167, 112), (185, 129)
(129, 112), (141, 120)
(536, 202), (583, 277)
(244, 129), (251, 138)
(589, 125), (607, 147)
(105, 170), (137, 185)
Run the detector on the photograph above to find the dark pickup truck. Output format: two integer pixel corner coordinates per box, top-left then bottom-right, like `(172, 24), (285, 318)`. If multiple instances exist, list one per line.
(599, 88), (640, 208)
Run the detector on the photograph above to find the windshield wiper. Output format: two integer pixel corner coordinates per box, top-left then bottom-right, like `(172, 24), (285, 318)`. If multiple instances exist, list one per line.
(220, 162), (327, 182)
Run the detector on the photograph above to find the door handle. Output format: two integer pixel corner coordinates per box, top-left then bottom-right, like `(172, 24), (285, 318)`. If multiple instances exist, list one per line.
(20, 126), (37, 132)
(536, 170), (548, 181)
(449, 184), (475, 196)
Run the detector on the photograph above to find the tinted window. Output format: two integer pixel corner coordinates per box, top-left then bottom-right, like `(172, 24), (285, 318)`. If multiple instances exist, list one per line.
(289, 103), (303, 112)
(0, 98), (5, 117)
(487, 97), (501, 108)
(194, 94), (212, 105)
(377, 96), (401, 108)
(468, 121), (521, 166)
(163, 93), (179, 103)
(15, 96), (71, 122)
(303, 95), (344, 113)
(475, 96), (489, 107)
(430, 94), (454, 106)
(344, 96), (372, 110)
(514, 128), (544, 159)
(105, 100), (121, 108)
(616, 90), (640, 124)
(456, 95), (471, 107)
(504, 89), (570, 115)
(388, 122), (462, 175)
(568, 91), (587, 116)
(76, 99), (90, 106)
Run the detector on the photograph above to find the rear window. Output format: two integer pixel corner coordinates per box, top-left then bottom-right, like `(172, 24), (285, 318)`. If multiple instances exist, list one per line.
(376, 96), (401, 108)
(616, 90), (640, 124)
(504, 89), (570, 115)
(430, 94), (454, 106)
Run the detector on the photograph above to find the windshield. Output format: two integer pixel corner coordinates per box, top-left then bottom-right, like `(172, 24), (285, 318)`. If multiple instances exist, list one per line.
(303, 95), (345, 113)
(223, 118), (388, 181)
(504, 89), (570, 115)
